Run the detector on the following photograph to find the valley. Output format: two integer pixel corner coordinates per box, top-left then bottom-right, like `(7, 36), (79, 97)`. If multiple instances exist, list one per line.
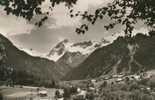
(1, 70), (155, 100)
(0, 32), (155, 100)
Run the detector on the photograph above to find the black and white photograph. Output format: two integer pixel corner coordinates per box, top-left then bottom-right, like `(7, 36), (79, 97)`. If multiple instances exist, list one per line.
(0, 0), (155, 100)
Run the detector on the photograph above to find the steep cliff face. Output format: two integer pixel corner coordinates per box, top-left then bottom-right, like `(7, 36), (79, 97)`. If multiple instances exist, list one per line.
(64, 33), (155, 80)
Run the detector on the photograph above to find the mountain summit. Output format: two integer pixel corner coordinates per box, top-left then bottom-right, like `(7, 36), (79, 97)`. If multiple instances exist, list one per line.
(47, 38), (110, 77)
(47, 39), (110, 62)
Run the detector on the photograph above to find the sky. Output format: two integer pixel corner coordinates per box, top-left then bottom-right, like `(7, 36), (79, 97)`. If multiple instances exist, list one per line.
(0, 0), (149, 56)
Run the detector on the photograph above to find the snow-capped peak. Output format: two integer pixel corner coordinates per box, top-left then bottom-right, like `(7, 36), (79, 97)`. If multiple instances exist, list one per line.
(46, 39), (70, 61)
(47, 39), (110, 61)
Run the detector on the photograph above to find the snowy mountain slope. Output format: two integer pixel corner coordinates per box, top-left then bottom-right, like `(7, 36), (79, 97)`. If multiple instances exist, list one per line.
(47, 38), (110, 62)
(46, 38), (110, 77)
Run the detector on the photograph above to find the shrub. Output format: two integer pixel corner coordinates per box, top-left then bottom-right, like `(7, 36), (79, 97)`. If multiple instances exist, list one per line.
(148, 76), (155, 89)
(0, 92), (3, 100)
(129, 82), (139, 91)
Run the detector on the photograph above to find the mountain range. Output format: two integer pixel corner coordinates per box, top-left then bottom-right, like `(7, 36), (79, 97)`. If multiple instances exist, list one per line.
(0, 33), (110, 86)
(1, 31), (155, 85)
(47, 38), (110, 62)
(47, 38), (110, 76)
(64, 32), (155, 80)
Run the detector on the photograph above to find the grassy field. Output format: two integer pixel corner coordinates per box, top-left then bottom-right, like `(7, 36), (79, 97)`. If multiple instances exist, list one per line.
(0, 86), (58, 100)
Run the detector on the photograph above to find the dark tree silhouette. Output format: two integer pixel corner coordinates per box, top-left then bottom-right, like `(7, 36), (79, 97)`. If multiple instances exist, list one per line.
(0, 0), (154, 35)
(73, 0), (155, 35)
(0, 0), (77, 27)
(0, 92), (3, 100)
(0, 43), (14, 86)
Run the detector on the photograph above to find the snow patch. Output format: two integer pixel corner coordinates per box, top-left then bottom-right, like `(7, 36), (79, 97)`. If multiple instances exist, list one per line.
(47, 39), (110, 61)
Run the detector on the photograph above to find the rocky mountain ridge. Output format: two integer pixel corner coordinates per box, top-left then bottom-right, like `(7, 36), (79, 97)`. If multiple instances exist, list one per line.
(64, 32), (155, 80)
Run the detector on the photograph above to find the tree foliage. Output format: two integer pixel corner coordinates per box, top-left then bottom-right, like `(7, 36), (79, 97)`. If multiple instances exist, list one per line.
(0, 43), (14, 86)
(0, 0), (154, 35)
(73, 0), (155, 35)
(0, 0), (77, 27)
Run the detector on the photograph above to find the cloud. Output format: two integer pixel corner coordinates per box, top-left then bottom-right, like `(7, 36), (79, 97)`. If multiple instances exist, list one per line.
(46, 0), (112, 29)
(0, 0), (149, 56)
(0, 0), (111, 36)
(0, 9), (34, 36)
(1, 0), (113, 55)
(75, 0), (111, 11)
(10, 17), (121, 55)
(9, 25), (75, 54)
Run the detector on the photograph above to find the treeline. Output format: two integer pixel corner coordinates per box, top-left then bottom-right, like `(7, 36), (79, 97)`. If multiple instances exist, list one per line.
(12, 70), (56, 88)
(0, 58), (56, 88)
(0, 68), (56, 88)
(97, 78), (155, 100)
(0, 39), (57, 88)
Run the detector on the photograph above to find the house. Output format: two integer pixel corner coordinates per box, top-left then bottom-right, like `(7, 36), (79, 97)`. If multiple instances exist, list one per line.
(115, 78), (123, 82)
(38, 90), (48, 97)
(57, 98), (64, 100)
(113, 74), (124, 78)
(74, 89), (87, 100)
